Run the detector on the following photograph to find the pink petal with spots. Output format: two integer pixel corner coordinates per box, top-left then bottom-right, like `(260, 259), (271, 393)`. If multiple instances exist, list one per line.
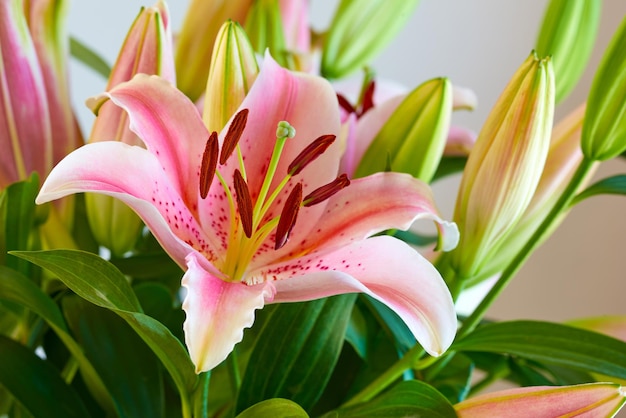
(182, 252), (275, 372)
(455, 383), (626, 418)
(200, 53), (342, 251)
(254, 172), (458, 270)
(36, 141), (220, 267)
(87, 74), (207, 209)
(266, 236), (456, 356)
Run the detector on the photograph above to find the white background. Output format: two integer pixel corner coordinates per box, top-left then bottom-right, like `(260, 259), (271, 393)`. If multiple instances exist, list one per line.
(66, 1), (626, 333)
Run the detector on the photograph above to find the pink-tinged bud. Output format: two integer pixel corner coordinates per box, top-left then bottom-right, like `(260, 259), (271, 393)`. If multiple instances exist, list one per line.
(25, 0), (82, 172)
(455, 383), (626, 418)
(449, 52), (555, 282)
(175, 0), (253, 102)
(279, 0), (310, 55)
(202, 21), (258, 133)
(85, 2), (173, 257)
(0, 0), (53, 188)
(467, 104), (598, 285)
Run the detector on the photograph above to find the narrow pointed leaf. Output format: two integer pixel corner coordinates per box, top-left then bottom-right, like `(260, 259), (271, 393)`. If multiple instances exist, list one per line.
(0, 335), (91, 418)
(236, 399), (309, 417)
(236, 294), (357, 413)
(69, 36), (110, 78)
(327, 380), (456, 418)
(63, 296), (164, 418)
(571, 174), (626, 205)
(11, 250), (198, 401)
(454, 320), (626, 380)
(0, 265), (115, 414)
(4, 174), (39, 275)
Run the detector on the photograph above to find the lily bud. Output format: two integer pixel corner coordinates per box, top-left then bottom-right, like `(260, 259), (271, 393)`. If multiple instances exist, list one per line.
(535, 0), (600, 103)
(455, 383), (626, 418)
(0, 0), (53, 189)
(202, 21), (259, 132)
(85, 2), (173, 256)
(321, 0), (420, 79)
(581, 14), (626, 161)
(355, 78), (452, 182)
(25, 0), (82, 173)
(244, 0), (287, 67)
(449, 53), (554, 282)
(175, 0), (253, 101)
(467, 104), (597, 285)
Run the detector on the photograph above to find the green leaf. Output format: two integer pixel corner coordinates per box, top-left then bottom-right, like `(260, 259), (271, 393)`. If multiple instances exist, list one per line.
(4, 174), (40, 275)
(427, 353), (474, 404)
(454, 320), (626, 380)
(70, 36), (111, 78)
(236, 294), (357, 413)
(363, 296), (415, 354)
(433, 156), (467, 181)
(0, 335), (91, 418)
(11, 250), (198, 407)
(0, 265), (115, 413)
(325, 380), (457, 418)
(236, 399), (308, 418)
(63, 296), (164, 418)
(572, 174), (626, 205)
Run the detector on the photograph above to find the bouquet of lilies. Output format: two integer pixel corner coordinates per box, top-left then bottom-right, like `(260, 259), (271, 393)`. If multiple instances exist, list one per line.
(2, 0), (626, 417)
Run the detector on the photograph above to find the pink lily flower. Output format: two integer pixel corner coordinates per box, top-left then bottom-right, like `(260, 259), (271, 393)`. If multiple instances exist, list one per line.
(36, 55), (458, 373)
(455, 383), (626, 417)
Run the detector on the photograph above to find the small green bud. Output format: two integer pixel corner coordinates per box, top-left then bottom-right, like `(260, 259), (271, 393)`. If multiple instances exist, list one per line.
(202, 20), (259, 133)
(175, 0), (253, 101)
(321, 0), (420, 79)
(535, 0), (600, 103)
(244, 0), (288, 67)
(355, 77), (452, 183)
(581, 14), (626, 161)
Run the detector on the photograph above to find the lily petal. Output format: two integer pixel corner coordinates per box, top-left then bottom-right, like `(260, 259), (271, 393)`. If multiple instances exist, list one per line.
(267, 236), (456, 356)
(257, 172), (458, 269)
(88, 74), (208, 209)
(455, 383), (626, 418)
(36, 141), (214, 267)
(182, 252), (275, 372)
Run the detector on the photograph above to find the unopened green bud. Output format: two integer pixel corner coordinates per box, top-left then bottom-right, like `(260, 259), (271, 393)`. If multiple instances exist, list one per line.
(535, 0), (600, 103)
(321, 0), (420, 79)
(244, 0), (288, 67)
(581, 15), (626, 161)
(202, 20), (259, 133)
(355, 77), (452, 183)
(175, 0), (253, 101)
(449, 52), (555, 282)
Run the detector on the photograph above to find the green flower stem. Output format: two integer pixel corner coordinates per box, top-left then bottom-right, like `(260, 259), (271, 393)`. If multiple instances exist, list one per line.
(342, 345), (425, 407)
(456, 156), (595, 340)
(193, 371), (211, 418)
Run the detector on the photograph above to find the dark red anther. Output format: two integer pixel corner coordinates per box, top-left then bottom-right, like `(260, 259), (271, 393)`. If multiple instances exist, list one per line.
(337, 93), (356, 114)
(220, 108), (249, 164)
(275, 183), (303, 250)
(288, 134), (336, 176)
(361, 80), (376, 115)
(199, 131), (219, 199)
(233, 169), (254, 238)
(303, 174), (350, 207)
